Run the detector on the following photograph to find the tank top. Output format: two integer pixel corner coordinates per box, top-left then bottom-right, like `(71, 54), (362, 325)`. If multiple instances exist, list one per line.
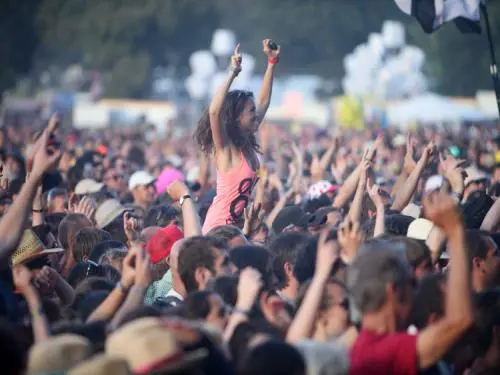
(202, 152), (258, 234)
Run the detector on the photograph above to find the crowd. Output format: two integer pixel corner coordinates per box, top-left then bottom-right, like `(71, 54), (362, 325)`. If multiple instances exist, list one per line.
(0, 40), (500, 375)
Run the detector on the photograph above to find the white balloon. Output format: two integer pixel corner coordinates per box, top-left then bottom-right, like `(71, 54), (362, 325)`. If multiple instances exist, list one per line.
(399, 46), (425, 72)
(368, 33), (385, 57)
(231, 75), (250, 91)
(211, 72), (229, 95)
(189, 51), (217, 77)
(240, 53), (256, 76)
(382, 20), (405, 49)
(343, 54), (356, 74)
(185, 75), (208, 100)
(211, 29), (237, 57)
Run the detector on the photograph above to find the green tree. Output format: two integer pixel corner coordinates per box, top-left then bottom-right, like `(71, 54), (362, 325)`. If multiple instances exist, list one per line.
(0, 0), (40, 95)
(36, 0), (219, 97)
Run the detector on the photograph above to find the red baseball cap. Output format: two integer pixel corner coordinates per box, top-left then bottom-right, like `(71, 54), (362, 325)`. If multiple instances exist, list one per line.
(146, 224), (184, 264)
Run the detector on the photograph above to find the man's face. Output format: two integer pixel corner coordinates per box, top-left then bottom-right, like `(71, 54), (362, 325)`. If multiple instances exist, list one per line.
(105, 168), (124, 191)
(48, 195), (67, 213)
(212, 248), (231, 277)
(318, 282), (350, 338)
(465, 179), (489, 197)
(483, 238), (500, 287)
(134, 184), (156, 206)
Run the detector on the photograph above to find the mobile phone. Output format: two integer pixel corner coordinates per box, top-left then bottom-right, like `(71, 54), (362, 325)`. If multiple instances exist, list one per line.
(268, 41), (278, 50)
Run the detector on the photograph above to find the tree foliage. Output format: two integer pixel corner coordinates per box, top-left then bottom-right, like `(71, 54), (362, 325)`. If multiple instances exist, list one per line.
(2, 0), (500, 97)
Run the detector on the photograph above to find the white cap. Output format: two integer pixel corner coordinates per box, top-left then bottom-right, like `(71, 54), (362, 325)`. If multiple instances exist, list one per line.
(464, 166), (488, 186)
(74, 179), (104, 195)
(407, 218), (434, 241)
(95, 199), (126, 229)
(128, 171), (155, 191)
(402, 203), (421, 219)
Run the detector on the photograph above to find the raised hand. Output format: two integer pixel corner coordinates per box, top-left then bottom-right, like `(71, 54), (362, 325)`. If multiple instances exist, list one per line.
(366, 180), (384, 209)
(338, 217), (365, 262)
(243, 203), (264, 238)
(121, 248), (137, 290)
(364, 135), (383, 163)
(231, 44), (242, 75)
(30, 116), (63, 180)
(236, 267), (263, 311)
(262, 39), (280, 59)
(423, 191), (463, 233)
(404, 134), (417, 174)
(70, 195), (97, 222)
(134, 245), (152, 288)
(166, 180), (190, 203)
(123, 212), (141, 244)
(315, 227), (340, 280)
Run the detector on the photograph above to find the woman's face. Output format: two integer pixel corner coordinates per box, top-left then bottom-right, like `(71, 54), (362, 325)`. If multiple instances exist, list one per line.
(239, 99), (258, 132)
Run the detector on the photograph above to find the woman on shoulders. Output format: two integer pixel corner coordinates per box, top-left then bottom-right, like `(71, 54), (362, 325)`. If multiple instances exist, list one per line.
(195, 40), (280, 233)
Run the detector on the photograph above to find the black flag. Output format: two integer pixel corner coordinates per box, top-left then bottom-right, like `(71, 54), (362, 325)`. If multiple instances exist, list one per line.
(394, 0), (482, 34)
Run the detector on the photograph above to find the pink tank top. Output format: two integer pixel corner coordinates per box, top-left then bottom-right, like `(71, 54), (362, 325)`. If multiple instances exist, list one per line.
(202, 153), (258, 234)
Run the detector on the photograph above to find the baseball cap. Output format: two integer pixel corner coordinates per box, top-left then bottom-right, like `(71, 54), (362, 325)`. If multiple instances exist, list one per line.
(306, 181), (338, 200)
(407, 218), (434, 241)
(401, 203), (422, 219)
(155, 167), (186, 196)
(146, 225), (184, 264)
(128, 171), (155, 191)
(74, 179), (104, 195)
(272, 205), (327, 234)
(95, 199), (126, 229)
(464, 166), (489, 186)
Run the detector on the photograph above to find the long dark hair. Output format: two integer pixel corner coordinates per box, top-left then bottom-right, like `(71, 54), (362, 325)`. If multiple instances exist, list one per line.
(195, 90), (260, 154)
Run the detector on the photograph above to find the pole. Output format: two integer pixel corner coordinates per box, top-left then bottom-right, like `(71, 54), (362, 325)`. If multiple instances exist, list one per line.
(480, 2), (500, 117)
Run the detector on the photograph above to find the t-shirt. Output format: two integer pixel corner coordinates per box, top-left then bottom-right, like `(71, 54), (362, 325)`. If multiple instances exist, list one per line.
(349, 329), (418, 375)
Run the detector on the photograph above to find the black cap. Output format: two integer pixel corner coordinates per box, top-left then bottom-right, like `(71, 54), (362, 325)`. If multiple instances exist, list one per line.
(272, 205), (328, 234)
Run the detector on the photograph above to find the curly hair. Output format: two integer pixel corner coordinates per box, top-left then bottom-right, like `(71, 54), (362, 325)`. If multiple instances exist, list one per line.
(195, 90), (260, 154)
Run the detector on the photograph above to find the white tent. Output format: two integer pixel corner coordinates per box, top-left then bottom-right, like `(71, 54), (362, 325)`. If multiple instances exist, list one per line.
(388, 93), (492, 125)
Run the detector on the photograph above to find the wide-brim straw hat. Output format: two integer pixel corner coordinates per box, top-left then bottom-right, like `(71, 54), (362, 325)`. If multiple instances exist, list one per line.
(11, 229), (64, 267)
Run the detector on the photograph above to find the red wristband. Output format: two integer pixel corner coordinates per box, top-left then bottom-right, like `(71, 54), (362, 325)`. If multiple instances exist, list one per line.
(268, 57), (279, 65)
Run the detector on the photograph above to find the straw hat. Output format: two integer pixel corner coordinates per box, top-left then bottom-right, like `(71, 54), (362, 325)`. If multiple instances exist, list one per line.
(27, 334), (92, 374)
(106, 318), (207, 375)
(68, 354), (131, 375)
(11, 229), (64, 267)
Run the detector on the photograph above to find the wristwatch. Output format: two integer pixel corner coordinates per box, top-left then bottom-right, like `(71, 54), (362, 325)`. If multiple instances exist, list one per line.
(179, 194), (192, 207)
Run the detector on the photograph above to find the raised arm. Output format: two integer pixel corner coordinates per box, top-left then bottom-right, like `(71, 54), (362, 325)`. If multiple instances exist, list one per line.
(167, 181), (201, 238)
(255, 39), (280, 125)
(0, 116), (61, 265)
(366, 182), (386, 237)
(391, 143), (433, 211)
(209, 45), (242, 151)
(13, 266), (50, 343)
(417, 192), (473, 370)
(286, 227), (338, 343)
